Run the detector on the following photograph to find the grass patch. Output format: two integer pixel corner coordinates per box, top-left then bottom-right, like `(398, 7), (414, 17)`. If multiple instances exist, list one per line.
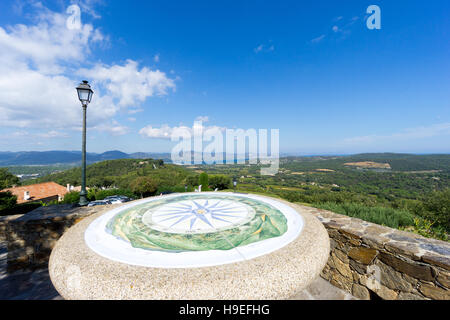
(314, 202), (415, 229)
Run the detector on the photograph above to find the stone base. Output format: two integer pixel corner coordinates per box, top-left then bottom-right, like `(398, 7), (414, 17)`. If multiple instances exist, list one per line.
(49, 196), (330, 300)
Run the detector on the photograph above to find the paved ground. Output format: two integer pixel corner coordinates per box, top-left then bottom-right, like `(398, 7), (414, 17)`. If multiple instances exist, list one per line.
(0, 241), (355, 300)
(0, 242), (62, 300)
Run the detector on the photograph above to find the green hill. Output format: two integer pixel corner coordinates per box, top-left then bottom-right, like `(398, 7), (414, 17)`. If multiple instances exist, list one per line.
(25, 158), (189, 190)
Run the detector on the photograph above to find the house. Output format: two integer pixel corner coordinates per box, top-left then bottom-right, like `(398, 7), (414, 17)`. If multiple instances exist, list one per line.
(66, 184), (90, 192)
(1, 182), (69, 204)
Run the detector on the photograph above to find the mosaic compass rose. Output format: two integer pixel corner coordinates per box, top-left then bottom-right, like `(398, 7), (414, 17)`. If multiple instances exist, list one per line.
(142, 198), (256, 234)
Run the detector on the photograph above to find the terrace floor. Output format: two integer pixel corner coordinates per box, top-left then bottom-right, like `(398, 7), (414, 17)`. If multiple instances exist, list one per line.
(0, 241), (356, 300)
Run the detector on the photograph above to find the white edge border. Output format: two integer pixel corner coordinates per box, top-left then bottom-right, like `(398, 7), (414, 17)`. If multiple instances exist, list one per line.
(84, 192), (304, 268)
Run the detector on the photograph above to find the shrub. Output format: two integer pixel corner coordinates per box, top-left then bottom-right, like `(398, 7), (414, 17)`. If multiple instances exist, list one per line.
(0, 191), (17, 210)
(209, 175), (232, 190)
(316, 202), (415, 229)
(62, 191), (80, 204)
(92, 188), (135, 201)
(198, 172), (209, 191)
(0, 168), (20, 189)
(421, 188), (450, 231)
(156, 185), (186, 194)
(130, 177), (158, 198)
(185, 175), (199, 187)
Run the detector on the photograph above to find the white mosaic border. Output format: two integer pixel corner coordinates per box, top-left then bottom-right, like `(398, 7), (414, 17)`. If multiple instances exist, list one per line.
(84, 192), (304, 268)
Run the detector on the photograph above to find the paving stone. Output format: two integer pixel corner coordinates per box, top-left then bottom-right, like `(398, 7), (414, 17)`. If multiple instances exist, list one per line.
(290, 277), (358, 300)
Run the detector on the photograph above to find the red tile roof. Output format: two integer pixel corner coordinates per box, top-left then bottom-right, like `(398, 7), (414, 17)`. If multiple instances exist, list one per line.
(1, 182), (68, 204)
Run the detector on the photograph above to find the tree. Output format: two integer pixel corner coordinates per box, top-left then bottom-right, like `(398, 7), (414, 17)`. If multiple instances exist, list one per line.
(209, 175), (231, 190)
(198, 172), (209, 191)
(130, 177), (158, 198)
(0, 191), (17, 211)
(62, 191), (80, 204)
(422, 188), (450, 231)
(185, 175), (199, 187)
(0, 168), (20, 189)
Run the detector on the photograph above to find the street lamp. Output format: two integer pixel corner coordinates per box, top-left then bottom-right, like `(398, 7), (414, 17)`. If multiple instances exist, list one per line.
(76, 80), (94, 206)
(233, 178), (237, 192)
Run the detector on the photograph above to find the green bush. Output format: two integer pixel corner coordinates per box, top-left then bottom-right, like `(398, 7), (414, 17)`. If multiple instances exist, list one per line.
(92, 188), (135, 201)
(316, 202), (415, 229)
(130, 177), (158, 198)
(0, 191), (17, 210)
(199, 172), (209, 191)
(156, 185), (187, 194)
(0, 168), (20, 189)
(209, 175), (232, 190)
(421, 188), (450, 231)
(62, 191), (80, 204)
(185, 175), (199, 187)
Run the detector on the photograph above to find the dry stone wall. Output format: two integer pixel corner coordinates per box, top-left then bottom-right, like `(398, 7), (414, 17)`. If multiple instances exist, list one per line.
(0, 214), (23, 241)
(5, 204), (117, 272)
(300, 205), (450, 300)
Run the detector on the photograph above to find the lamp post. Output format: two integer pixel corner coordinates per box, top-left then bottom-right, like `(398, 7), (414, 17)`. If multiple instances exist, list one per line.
(76, 80), (94, 206)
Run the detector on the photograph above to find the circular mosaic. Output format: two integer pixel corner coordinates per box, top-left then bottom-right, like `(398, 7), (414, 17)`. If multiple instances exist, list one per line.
(85, 192), (304, 268)
(142, 198), (256, 234)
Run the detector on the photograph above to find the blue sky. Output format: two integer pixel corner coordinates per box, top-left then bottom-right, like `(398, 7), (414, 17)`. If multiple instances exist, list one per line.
(0, 0), (449, 154)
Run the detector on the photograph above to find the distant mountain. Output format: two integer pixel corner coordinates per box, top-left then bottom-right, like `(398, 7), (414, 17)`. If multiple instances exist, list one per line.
(0, 150), (172, 166)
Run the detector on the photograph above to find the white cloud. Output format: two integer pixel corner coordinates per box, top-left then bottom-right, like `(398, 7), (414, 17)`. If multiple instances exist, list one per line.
(78, 60), (176, 107)
(139, 118), (225, 140)
(254, 44), (263, 53)
(128, 108), (144, 114)
(9, 129), (69, 139)
(0, 3), (175, 137)
(0, 4), (102, 74)
(311, 34), (326, 43)
(332, 25), (339, 32)
(195, 116), (209, 122)
(342, 123), (450, 145)
(254, 43), (275, 53)
(93, 120), (129, 136)
(71, 0), (103, 19)
(139, 124), (179, 139)
(39, 130), (70, 138)
(154, 53), (160, 63)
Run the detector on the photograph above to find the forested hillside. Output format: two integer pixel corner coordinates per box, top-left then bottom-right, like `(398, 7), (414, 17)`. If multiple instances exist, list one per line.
(4, 153), (449, 241)
(25, 159), (187, 190)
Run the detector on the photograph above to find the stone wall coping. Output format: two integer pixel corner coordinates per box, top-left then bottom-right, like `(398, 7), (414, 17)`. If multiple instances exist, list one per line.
(295, 203), (450, 300)
(299, 205), (450, 271)
(0, 214), (24, 223)
(9, 204), (97, 223)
